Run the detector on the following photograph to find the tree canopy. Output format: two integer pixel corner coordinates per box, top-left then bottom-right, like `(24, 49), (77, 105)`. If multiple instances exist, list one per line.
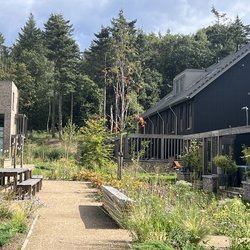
(0, 7), (249, 133)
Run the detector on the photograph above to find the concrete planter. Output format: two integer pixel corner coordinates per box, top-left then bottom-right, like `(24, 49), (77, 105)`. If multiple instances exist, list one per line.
(202, 175), (218, 193)
(177, 171), (191, 182)
(242, 181), (250, 201)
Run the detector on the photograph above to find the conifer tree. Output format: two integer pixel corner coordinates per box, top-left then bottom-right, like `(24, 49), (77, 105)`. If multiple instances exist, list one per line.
(44, 14), (80, 136)
(12, 13), (53, 130)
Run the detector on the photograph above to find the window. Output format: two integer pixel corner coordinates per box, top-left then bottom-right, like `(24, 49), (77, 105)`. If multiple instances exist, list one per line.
(170, 112), (175, 133)
(164, 111), (168, 134)
(186, 103), (192, 129)
(0, 114), (4, 127)
(180, 106), (184, 132)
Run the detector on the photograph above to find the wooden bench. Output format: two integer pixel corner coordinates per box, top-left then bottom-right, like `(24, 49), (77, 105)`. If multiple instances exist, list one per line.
(17, 178), (42, 197)
(32, 175), (43, 190)
(101, 185), (133, 225)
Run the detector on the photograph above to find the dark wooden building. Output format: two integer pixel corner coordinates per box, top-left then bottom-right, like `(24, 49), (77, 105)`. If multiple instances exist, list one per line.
(141, 43), (250, 166)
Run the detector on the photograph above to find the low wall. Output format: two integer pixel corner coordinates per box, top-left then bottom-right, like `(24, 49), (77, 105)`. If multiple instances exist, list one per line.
(124, 160), (173, 173)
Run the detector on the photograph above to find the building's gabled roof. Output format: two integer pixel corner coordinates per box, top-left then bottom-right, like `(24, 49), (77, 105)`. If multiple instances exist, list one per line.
(142, 42), (250, 118)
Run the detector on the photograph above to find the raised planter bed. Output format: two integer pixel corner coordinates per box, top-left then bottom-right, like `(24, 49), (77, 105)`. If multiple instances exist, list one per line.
(202, 175), (218, 192)
(242, 181), (250, 201)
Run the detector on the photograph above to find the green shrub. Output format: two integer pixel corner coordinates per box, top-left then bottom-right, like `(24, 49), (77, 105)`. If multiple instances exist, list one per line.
(47, 148), (65, 160)
(34, 159), (79, 180)
(0, 223), (15, 246)
(124, 182), (215, 249)
(138, 173), (176, 185)
(180, 139), (202, 179)
(0, 204), (12, 220)
(213, 155), (237, 173)
(213, 197), (250, 238)
(124, 191), (170, 242)
(170, 204), (211, 245)
(79, 117), (115, 170)
(11, 210), (27, 233)
(242, 145), (250, 166)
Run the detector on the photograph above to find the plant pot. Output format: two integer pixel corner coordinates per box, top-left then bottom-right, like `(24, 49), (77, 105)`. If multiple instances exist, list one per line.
(217, 167), (224, 175)
(177, 171), (191, 182)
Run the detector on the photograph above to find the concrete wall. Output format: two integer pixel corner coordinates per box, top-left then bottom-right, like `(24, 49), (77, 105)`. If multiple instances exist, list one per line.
(0, 81), (19, 153)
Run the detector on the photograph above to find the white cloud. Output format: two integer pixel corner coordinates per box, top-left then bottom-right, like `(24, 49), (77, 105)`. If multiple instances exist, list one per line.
(1, 0), (250, 50)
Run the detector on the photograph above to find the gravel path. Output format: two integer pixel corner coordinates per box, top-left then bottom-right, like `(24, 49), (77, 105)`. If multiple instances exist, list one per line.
(25, 180), (131, 250)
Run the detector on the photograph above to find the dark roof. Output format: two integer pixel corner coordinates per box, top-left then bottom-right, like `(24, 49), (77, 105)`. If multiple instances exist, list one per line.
(142, 43), (250, 117)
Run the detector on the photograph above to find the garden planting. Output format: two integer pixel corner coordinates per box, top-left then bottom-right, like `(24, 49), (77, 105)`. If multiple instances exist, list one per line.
(3, 119), (249, 249)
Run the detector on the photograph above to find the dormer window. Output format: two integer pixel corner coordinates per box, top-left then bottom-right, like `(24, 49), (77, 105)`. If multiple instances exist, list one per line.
(175, 76), (184, 94)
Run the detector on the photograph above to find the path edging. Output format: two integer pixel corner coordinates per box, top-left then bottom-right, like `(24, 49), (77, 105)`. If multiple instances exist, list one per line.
(21, 214), (39, 250)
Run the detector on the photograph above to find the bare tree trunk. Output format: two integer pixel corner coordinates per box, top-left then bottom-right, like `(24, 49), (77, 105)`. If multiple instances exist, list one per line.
(120, 66), (125, 131)
(103, 53), (107, 120)
(103, 86), (106, 119)
(115, 91), (119, 131)
(110, 105), (113, 133)
(51, 90), (56, 138)
(58, 94), (63, 137)
(70, 92), (73, 123)
(47, 97), (51, 133)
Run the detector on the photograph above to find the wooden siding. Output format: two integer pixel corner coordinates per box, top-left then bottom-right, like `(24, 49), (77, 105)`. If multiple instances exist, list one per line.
(194, 54), (250, 133)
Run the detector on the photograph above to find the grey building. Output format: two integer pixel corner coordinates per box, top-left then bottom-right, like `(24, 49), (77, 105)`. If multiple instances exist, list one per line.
(0, 81), (26, 156)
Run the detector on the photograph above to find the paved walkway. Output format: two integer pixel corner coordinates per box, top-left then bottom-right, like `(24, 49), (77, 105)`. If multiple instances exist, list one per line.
(25, 181), (131, 250)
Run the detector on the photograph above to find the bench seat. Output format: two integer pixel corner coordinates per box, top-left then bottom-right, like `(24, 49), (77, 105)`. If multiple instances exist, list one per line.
(17, 178), (42, 197)
(32, 175), (43, 189)
(101, 185), (133, 225)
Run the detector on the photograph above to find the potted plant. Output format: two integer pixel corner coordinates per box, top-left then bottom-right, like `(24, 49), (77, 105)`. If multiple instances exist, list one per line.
(212, 154), (237, 187)
(241, 145), (250, 166)
(179, 139), (202, 183)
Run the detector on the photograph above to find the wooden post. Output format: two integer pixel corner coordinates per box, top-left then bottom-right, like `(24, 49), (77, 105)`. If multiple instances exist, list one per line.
(124, 134), (129, 159)
(117, 133), (123, 180)
(13, 136), (17, 168)
(161, 138), (165, 159)
(20, 135), (24, 168)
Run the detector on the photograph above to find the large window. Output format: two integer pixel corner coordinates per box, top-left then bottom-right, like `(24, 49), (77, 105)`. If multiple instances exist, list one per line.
(180, 106), (184, 132)
(170, 112), (175, 133)
(186, 103), (192, 129)
(0, 114), (4, 127)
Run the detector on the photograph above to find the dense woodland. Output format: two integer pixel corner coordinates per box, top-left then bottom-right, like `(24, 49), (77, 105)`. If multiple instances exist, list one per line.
(0, 8), (250, 134)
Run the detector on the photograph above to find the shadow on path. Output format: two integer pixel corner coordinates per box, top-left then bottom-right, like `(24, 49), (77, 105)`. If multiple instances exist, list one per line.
(79, 205), (119, 229)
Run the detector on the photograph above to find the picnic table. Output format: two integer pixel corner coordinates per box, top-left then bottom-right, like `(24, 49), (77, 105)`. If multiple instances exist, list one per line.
(0, 168), (31, 191)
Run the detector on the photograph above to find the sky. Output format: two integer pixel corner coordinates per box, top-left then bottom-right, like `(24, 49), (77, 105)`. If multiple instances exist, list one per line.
(1, 0), (250, 51)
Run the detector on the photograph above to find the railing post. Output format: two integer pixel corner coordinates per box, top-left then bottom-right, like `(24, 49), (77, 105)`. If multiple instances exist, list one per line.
(124, 134), (129, 159)
(160, 138), (165, 159)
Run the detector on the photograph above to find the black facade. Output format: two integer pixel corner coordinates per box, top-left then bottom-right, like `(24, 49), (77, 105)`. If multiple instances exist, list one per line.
(142, 44), (250, 166)
(143, 53), (250, 136)
(194, 54), (250, 133)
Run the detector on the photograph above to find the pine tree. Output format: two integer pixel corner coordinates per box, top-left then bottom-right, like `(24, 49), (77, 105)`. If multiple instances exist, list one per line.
(44, 14), (80, 136)
(83, 26), (112, 119)
(11, 13), (53, 130)
(0, 33), (15, 81)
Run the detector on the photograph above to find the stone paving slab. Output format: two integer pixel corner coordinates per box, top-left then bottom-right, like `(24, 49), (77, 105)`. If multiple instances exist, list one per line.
(25, 180), (131, 250)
